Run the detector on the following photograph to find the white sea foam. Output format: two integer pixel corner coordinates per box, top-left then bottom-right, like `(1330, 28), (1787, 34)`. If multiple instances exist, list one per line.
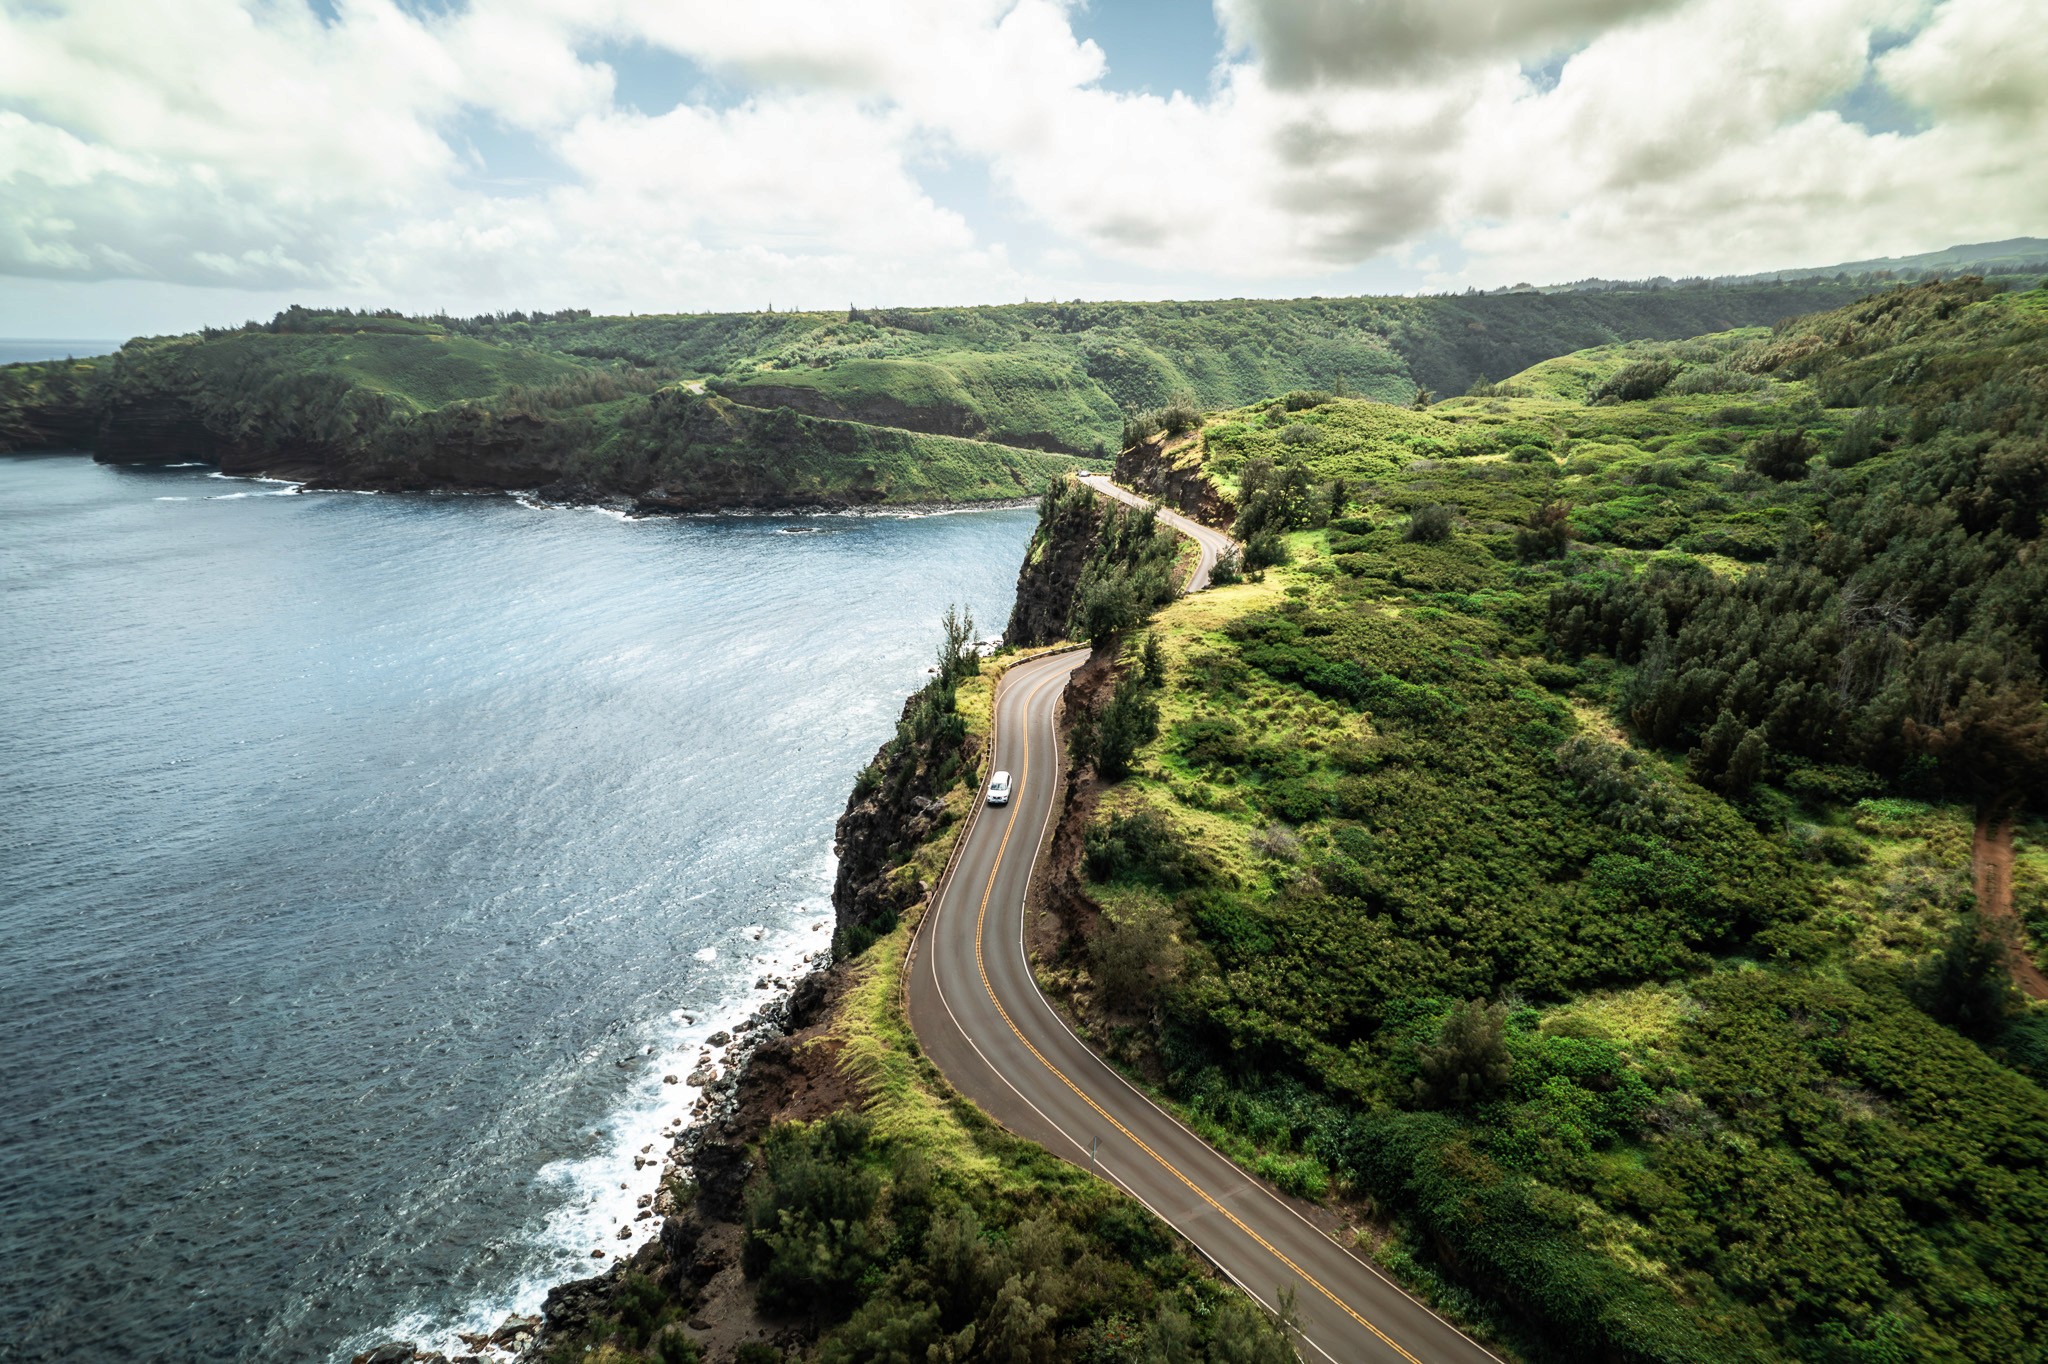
(373, 873), (837, 1361)
(511, 492), (644, 522)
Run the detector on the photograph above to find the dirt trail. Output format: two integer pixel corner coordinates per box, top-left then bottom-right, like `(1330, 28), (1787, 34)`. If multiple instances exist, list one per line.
(1974, 808), (2048, 1001)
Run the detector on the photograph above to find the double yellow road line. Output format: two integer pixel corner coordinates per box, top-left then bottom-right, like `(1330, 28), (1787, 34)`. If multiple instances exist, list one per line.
(963, 661), (1424, 1364)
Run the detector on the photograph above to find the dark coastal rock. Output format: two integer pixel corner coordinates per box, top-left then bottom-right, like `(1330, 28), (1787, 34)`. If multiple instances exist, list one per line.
(541, 1270), (618, 1337)
(829, 671), (983, 954)
(706, 1030), (731, 1047)
(690, 1138), (753, 1221)
(784, 970), (829, 1030)
(348, 1343), (416, 1364)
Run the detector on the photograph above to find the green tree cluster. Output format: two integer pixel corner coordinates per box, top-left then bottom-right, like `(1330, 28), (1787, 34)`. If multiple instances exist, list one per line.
(739, 1115), (1293, 1363)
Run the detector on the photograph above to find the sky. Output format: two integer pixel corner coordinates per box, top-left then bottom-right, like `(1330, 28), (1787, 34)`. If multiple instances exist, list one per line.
(1, 0), (2044, 337)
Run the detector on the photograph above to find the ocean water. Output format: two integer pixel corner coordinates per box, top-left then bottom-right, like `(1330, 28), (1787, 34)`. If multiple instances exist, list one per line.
(0, 453), (1035, 1362)
(0, 340), (120, 365)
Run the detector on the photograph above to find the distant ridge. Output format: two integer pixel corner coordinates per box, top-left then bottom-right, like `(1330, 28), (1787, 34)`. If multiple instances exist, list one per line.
(1516, 236), (2048, 296)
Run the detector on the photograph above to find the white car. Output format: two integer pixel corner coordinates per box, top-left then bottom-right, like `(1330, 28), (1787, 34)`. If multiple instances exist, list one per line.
(986, 771), (1013, 805)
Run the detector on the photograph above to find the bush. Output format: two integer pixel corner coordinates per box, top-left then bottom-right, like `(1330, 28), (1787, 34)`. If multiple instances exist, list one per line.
(1745, 428), (1816, 481)
(1209, 547), (1242, 585)
(1413, 1000), (1512, 1108)
(1089, 673), (1161, 781)
(1515, 500), (1573, 561)
(1281, 389), (1332, 411)
(1828, 408), (1884, 467)
(1091, 898), (1183, 1010)
(1668, 364), (1766, 396)
(1278, 421), (1320, 446)
(1405, 503), (1454, 543)
(1242, 529), (1288, 569)
(742, 1115), (886, 1319)
(1588, 359), (1679, 404)
(1916, 917), (2017, 1041)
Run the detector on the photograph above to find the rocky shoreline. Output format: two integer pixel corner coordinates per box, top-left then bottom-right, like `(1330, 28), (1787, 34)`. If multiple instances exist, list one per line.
(344, 486), (1075, 1364)
(346, 656), (982, 1364)
(349, 959), (842, 1364)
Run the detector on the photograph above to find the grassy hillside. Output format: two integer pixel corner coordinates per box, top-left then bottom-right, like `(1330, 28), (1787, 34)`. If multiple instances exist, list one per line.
(1, 311), (1088, 507)
(441, 283), (1880, 455)
(1040, 279), (2048, 1363)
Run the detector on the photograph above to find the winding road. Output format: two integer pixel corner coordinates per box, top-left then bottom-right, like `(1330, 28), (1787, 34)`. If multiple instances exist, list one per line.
(907, 486), (1502, 1364)
(1079, 471), (1236, 592)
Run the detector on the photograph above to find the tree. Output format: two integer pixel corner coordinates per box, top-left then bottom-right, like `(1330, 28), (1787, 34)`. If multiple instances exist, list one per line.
(977, 1275), (1057, 1364)
(1724, 727), (1769, 795)
(1075, 564), (1140, 642)
(1414, 1000), (1512, 1107)
(1516, 500), (1574, 561)
(1090, 673), (1160, 780)
(1405, 503), (1454, 543)
(1138, 632), (1166, 688)
(935, 604), (978, 687)
(1745, 428), (1816, 481)
(1916, 916), (2016, 1041)
(1242, 529), (1288, 570)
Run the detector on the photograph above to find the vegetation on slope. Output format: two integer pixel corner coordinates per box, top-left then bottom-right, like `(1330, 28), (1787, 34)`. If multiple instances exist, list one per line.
(434, 283), (1882, 455)
(0, 311), (1088, 507)
(525, 619), (1297, 1364)
(1040, 279), (2048, 1364)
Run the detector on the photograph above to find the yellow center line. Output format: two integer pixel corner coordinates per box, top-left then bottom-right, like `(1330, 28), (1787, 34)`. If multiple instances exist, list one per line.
(971, 660), (1423, 1364)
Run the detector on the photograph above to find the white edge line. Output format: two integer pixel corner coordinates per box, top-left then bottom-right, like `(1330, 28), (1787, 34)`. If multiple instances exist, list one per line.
(916, 656), (1343, 1364)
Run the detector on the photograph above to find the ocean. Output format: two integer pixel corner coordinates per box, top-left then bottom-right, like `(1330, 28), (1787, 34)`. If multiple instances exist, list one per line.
(0, 452), (1035, 1361)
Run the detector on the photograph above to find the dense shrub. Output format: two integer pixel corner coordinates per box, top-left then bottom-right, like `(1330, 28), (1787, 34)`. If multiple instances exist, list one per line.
(1405, 503), (1454, 543)
(1587, 359), (1679, 404)
(1242, 529), (1289, 569)
(1743, 427), (1816, 481)
(1667, 363), (1766, 396)
(1514, 500), (1574, 560)
(1412, 1001), (1512, 1108)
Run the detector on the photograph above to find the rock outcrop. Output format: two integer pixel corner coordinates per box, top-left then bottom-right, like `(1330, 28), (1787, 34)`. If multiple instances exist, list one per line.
(1114, 435), (1235, 528)
(1004, 481), (1108, 647)
(829, 689), (982, 957)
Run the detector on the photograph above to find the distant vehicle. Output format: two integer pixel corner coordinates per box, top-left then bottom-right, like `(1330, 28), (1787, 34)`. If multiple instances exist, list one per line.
(986, 771), (1013, 805)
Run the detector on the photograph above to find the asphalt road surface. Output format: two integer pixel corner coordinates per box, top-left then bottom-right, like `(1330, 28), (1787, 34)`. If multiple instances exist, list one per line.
(1078, 471), (1236, 591)
(908, 486), (1504, 1363)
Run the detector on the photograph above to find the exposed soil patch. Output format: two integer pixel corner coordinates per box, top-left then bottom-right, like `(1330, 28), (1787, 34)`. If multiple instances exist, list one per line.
(1975, 808), (2048, 1001)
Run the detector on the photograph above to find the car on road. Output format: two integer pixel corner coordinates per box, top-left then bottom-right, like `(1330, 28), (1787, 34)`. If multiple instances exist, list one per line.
(986, 770), (1012, 805)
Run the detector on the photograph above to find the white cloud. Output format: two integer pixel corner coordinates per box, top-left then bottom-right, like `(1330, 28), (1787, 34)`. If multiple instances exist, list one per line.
(0, 0), (2042, 330)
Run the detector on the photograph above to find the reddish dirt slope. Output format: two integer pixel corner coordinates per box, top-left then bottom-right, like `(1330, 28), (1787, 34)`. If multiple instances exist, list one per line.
(1975, 809), (2048, 1001)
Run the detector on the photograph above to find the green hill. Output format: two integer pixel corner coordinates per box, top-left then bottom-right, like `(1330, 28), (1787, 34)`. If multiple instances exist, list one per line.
(460, 283), (1879, 454)
(0, 310), (1088, 509)
(0, 277), (1930, 508)
(1035, 278), (2048, 1363)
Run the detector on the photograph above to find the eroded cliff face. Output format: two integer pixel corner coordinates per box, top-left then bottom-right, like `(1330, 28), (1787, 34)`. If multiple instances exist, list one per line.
(1004, 482), (1106, 647)
(829, 685), (982, 958)
(1114, 435), (1234, 528)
